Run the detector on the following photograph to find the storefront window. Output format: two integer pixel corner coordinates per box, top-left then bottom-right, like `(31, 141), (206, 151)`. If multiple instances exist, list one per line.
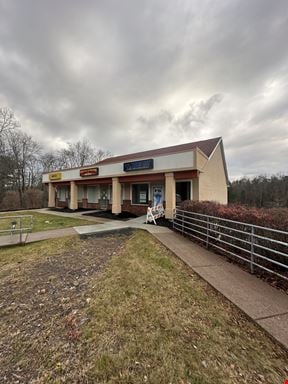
(57, 187), (68, 202)
(176, 181), (191, 204)
(132, 184), (149, 204)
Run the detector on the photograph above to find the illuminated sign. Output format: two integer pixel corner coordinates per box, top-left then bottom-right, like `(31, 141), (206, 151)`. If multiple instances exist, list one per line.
(123, 159), (154, 172)
(49, 172), (62, 181)
(80, 168), (99, 177)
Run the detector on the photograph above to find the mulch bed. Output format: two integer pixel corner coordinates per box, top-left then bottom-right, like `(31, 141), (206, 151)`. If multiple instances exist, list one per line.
(49, 207), (85, 213)
(82, 210), (138, 221)
(146, 217), (173, 228)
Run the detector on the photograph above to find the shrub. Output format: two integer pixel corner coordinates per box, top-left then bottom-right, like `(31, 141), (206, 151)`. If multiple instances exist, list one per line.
(0, 188), (47, 211)
(23, 188), (45, 209)
(0, 191), (21, 211)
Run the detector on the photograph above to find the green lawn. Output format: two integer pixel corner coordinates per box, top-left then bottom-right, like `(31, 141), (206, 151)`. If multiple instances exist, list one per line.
(83, 231), (288, 383)
(0, 230), (287, 383)
(0, 210), (94, 234)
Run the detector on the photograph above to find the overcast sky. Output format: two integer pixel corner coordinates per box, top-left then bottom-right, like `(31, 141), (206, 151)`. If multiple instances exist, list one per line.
(0, 0), (287, 179)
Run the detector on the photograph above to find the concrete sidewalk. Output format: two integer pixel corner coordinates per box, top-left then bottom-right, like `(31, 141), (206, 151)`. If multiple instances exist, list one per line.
(74, 216), (171, 237)
(35, 208), (111, 223)
(0, 227), (77, 247)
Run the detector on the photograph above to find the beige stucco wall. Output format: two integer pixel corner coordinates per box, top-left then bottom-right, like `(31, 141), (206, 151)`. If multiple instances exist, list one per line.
(198, 144), (228, 204)
(195, 148), (208, 171)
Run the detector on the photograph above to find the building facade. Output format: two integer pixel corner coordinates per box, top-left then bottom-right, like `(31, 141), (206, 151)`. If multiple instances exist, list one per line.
(42, 137), (229, 219)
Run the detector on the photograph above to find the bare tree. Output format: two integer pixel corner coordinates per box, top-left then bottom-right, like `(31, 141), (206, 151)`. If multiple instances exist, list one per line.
(93, 148), (112, 163)
(57, 139), (112, 168)
(0, 107), (20, 137)
(0, 153), (15, 202)
(0, 108), (20, 202)
(0, 109), (112, 209)
(7, 130), (41, 206)
(40, 152), (61, 173)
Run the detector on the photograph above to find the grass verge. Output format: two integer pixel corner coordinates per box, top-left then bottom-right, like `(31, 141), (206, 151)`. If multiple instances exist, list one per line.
(83, 230), (288, 383)
(0, 230), (287, 383)
(0, 210), (94, 234)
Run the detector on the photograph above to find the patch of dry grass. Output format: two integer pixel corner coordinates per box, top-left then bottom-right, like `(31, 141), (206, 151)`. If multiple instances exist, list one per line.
(0, 235), (80, 268)
(83, 230), (288, 384)
(0, 234), (126, 383)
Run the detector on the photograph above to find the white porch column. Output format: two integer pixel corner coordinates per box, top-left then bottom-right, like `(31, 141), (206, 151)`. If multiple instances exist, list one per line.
(165, 172), (176, 219)
(112, 177), (122, 214)
(69, 181), (78, 210)
(48, 183), (56, 208)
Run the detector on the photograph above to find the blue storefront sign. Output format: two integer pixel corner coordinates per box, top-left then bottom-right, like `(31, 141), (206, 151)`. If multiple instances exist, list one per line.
(123, 159), (154, 172)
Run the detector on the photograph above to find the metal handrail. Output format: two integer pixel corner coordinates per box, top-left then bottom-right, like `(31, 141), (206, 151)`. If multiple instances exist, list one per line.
(175, 208), (288, 235)
(173, 209), (288, 281)
(174, 212), (287, 243)
(173, 216), (288, 258)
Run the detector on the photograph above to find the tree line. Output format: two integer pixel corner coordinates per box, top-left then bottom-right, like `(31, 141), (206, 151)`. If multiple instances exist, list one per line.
(0, 107), (111, 210)
(228, 175), (288, 208)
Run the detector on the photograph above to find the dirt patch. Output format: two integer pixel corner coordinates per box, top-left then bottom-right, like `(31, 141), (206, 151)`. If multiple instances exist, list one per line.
(0, 234), (130, 383)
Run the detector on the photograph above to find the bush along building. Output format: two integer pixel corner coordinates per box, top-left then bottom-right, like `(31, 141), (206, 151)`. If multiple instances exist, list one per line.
(42, 137), (229, 219)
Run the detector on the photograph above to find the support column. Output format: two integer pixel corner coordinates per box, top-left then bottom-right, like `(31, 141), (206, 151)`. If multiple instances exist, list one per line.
(193, 178), (200, 201)
(69, 181), (78, 210)
(165, 172), (176, 219)
(48, 183), (56, 208)
(112, 177), (122, 214)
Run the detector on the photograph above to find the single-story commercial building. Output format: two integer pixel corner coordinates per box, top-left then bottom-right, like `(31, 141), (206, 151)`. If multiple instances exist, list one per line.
(42, 137), (229, 219)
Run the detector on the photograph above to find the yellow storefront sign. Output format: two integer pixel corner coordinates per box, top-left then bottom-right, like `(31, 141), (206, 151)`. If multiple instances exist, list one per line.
(49, 172), (62, 181)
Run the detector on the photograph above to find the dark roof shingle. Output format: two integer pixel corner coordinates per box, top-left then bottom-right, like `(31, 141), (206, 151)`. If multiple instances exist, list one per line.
(97, 137), (221, 165)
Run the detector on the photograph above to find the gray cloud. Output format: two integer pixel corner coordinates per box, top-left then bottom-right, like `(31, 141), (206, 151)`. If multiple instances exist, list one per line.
(0, 0), (288, 178)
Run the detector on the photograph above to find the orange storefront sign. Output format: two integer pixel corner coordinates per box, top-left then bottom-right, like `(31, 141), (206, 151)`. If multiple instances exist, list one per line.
(80, 168), (99, 177)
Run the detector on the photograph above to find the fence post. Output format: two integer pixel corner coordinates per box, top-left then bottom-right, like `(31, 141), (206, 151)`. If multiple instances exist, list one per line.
(181, 211), (184, 234)
(19, 217), (22, 245)
(206, 216), (209, 248)
(172, 209), (176, 230)
(250, 226), (254, 274)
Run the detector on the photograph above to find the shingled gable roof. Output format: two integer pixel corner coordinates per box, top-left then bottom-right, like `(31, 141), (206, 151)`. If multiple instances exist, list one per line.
(96, 137), (222, 165)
